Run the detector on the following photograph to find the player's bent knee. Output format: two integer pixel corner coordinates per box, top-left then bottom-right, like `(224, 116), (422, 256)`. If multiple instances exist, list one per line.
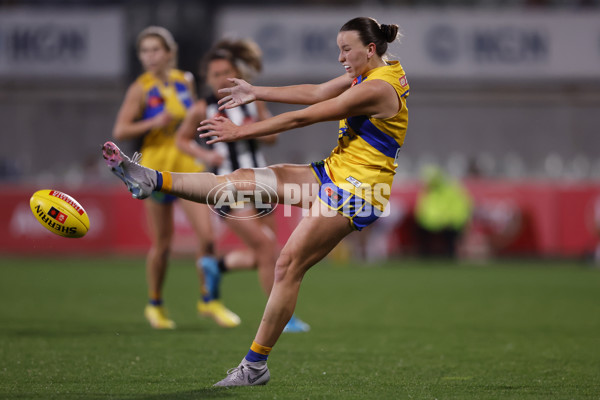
(273, 252), (292, 282)
(253, 168), (278, 196)
(228, 168), (277, 190)
(225, 168), (278, 203)
(248, 235), (274, 252)
(152, 234), (172, 250)
(274, 251), (305, 283)
(254, 242), (278, 267)
(152, 243), (171, 259)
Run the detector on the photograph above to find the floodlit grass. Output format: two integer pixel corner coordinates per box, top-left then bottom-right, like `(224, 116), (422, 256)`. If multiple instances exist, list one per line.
(0, 256), (599, 399)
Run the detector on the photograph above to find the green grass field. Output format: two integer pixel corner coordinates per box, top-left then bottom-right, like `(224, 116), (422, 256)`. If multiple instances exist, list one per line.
(1, 256), (599, 399)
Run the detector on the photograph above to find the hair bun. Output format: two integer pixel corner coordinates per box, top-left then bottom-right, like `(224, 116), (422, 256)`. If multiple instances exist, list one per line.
(380, 23), (399, 43)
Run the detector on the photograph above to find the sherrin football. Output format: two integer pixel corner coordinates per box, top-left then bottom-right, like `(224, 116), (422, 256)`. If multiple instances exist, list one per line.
(29, 189), (90, 238)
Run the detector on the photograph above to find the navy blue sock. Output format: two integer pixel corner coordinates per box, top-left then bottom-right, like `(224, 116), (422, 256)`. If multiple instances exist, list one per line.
(245, 349), (269, 362)
(245, 341), (271, 362)
(155, 171), (163, 191)
(149, 298), (163, 306)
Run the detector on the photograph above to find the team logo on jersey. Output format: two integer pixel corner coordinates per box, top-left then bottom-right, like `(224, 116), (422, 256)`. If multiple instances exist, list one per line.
(399, 75), (408, 88)
(148, 95), (164, 108)
(345, 176), (362, 188)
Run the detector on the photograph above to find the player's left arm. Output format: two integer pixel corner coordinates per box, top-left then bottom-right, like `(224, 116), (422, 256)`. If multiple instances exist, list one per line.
(199, 79), (398, 144)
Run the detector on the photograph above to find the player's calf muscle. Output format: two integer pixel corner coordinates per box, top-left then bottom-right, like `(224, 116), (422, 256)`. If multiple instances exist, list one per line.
(168, 172), (219, 203)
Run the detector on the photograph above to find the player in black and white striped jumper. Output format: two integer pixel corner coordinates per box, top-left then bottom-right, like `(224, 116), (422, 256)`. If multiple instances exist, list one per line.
(175, 38), (309, 333)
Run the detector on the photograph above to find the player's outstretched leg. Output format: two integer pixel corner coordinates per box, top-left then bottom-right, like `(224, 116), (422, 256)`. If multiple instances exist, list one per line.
(102, 141), (157, 199)
(213, 358), (270, 387)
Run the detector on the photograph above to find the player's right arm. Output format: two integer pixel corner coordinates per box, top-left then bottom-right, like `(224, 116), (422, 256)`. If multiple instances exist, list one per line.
(218, 74), (353, 110)
(112, 82), (171, 141)
(201, 77), (398, 144)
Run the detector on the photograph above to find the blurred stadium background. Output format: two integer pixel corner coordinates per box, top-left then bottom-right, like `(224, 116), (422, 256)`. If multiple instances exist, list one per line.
(1, 0), (600, 261)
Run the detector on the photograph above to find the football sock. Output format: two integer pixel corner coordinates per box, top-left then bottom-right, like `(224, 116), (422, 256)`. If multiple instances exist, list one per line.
(155, 171), (170, 192)
(218, 257), (228, 273)
(245, 341), (272, 362)
(149, 291), (162, 306)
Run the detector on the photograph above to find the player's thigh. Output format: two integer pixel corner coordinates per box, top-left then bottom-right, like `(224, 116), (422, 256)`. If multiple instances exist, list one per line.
(279, 200), (354, 276)
(226, 164), (319, 207)
(269, 164), (319, 207)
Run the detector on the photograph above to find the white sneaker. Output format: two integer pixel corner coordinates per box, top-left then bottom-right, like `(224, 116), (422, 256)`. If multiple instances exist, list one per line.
(213, 358), (270, 387)
(102, 141), (156, 199)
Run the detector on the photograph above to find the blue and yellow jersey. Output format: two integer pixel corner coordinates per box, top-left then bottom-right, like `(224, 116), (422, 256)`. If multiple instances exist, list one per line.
(135, 69), (203, 172)
(324, 61), (409, 210)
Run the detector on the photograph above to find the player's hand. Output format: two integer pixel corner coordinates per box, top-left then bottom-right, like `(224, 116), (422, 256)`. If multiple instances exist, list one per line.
(198, 116), (242, 144)
(217, 78), (255, 110)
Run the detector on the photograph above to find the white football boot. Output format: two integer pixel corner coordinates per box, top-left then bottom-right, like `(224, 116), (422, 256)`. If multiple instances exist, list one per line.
(102, 141), (157, 199)
(213, 358), (270, 387)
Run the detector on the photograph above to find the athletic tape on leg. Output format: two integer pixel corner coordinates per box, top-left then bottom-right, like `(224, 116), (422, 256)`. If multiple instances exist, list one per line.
(253, 168), (278, 201)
